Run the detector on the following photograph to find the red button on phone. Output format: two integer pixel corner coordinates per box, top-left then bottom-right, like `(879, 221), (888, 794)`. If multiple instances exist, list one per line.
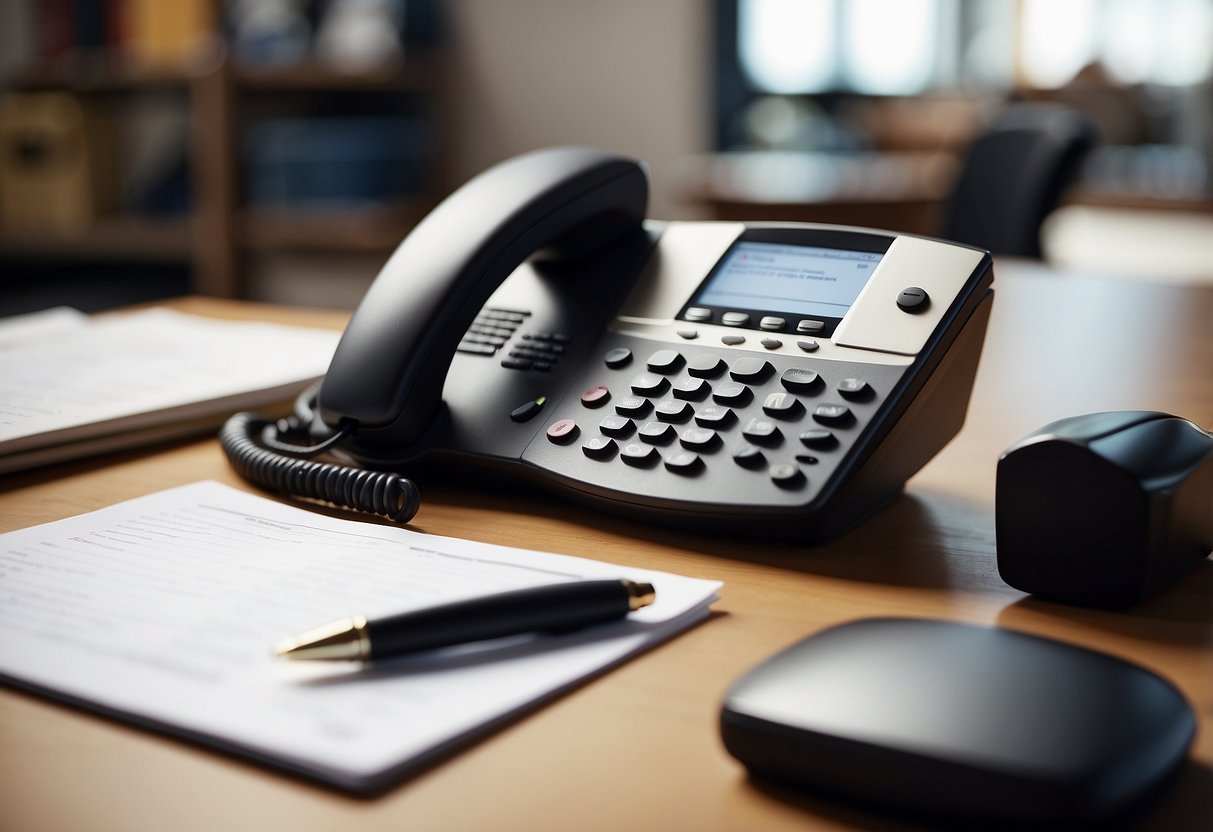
(546, 419), (579, 443)
(580, 385), (611, 407)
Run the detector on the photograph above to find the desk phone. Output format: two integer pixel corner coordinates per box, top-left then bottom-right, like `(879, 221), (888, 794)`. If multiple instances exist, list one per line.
(223, 147), (994, 542)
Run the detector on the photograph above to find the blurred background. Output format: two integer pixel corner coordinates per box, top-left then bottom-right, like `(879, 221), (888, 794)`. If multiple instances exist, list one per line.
(1, 0), (1211, 315)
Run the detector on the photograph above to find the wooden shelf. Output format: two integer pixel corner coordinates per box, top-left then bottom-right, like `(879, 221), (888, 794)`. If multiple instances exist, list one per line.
(2, 47), (446, 298)
(8, 53), (221, 92)
(0, 217), (192, 262)
(234, 53), (442, 92)
(239, 200), (432, 252)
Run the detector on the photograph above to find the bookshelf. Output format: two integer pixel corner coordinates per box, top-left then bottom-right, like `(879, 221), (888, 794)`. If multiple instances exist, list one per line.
(0, 4), (446, 302)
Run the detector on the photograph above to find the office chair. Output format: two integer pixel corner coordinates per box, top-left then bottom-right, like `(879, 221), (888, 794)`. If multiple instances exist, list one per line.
(939, 103), (1097, 258)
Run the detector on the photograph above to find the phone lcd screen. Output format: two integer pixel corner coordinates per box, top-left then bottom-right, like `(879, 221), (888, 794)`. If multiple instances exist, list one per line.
(692, 241), (883, 322)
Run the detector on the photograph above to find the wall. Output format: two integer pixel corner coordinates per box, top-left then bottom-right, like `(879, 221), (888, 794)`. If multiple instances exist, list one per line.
(248, 1), (714, 307)
(445, 0), (712, 219)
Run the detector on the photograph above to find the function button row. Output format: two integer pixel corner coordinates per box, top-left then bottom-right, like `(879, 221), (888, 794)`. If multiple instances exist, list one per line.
(480, 308), (530, 324)
(456, 340), (498, 356)
(507, 358), (555, 371)
(468, 323), (515, 339)
(679, 308), (826, 340)
(524, 340), (565, 355)
(462, 332), (508, 348)
(502, 356), (552, 371)
(521, 331), (571, 344)
(460, 307), (530, 356)
(510, 345), (562, 362)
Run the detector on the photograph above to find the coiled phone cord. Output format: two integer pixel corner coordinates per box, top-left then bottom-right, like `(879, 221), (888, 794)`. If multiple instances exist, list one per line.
(219, 398), (420, 524)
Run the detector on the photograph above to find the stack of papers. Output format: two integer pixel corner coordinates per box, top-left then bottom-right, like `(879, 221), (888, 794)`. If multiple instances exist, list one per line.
(0, 307), (341, 474)
(0, 482), (721, 792)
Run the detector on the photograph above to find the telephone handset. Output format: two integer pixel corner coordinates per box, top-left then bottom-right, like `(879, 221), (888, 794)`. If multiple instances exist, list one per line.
(319, 147), (648, 445)
(223, 147), (995, 542)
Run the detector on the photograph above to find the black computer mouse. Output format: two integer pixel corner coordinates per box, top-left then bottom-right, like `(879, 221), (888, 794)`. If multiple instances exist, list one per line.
(996, 410), (1212, 606)
(720, 618), (1195, 827)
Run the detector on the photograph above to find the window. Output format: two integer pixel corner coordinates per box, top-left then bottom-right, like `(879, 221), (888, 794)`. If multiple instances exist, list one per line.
(716, 0), (1213, 154)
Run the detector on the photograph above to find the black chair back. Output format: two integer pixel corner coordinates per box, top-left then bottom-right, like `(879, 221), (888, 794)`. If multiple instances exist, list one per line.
(941, 104), (1097, 258)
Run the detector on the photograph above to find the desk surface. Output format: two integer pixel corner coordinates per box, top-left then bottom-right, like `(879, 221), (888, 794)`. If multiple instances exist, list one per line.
(2, 262), (1211, 831)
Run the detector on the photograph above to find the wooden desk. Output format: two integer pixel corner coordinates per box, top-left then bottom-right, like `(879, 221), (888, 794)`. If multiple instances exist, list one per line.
(2, 264), (1211, 831)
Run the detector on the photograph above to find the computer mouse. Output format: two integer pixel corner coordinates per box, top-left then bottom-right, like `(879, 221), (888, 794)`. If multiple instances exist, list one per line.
(720, 618), (1195, 827)
(996, 410), (1212, 606)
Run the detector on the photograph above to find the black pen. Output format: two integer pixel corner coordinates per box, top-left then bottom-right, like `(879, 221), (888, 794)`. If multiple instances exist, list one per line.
(274, 578), (657, 661)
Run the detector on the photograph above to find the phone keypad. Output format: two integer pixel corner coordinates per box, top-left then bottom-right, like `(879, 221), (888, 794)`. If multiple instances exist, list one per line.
(457, 307), (578, 374)
(535, 344), (898, 496)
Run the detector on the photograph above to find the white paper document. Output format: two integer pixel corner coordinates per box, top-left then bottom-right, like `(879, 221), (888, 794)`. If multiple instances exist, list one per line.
(0, 482), (721, 792)
(0, 308), (340, 473)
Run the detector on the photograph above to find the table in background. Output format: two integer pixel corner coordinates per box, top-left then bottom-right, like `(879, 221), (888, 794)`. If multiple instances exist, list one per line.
(2, 262), (1210, 832)
(672, 151), (955, 235)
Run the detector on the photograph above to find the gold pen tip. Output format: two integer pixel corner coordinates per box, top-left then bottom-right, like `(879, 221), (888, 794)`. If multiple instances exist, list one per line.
(272, 616), (370, 661)
(622, 579), (657, 611)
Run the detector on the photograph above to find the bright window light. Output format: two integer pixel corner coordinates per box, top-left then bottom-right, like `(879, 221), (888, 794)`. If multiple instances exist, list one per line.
(1103, 0), (1156, 83)
(1152, 0), (1213, 85)
(739, 0), (836, 93)
(843, 0), (938, 94)
(1019, 0), (1098, 88)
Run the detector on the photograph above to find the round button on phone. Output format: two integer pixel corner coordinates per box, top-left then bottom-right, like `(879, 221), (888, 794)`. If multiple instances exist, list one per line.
(604, 347), (632, 368)
(580, 385), (611, 407)
(896, 287), (930, 312)
(546, 419), (579, 443)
